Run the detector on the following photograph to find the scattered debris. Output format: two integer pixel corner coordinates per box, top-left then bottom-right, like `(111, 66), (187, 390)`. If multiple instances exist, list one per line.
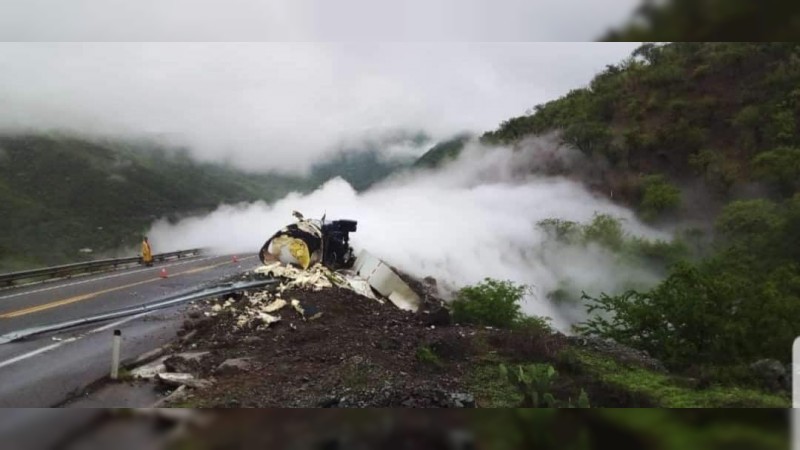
(341, 272), (381, 301)
(157, 372), (213, 390)
(263, 299), (288, 312)
(449, 392), (476, 408)
(157, 372), (195, 387)
(353, 250), (421, 312)
(290, 299), (305, 316)
(130, 356), (169, 379)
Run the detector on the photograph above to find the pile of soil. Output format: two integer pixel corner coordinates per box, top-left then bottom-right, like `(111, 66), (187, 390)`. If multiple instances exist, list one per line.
(150, 275), (653, 408)
(170, 286), (485, 407)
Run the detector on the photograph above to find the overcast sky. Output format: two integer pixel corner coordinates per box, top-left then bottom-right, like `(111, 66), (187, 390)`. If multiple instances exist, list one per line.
(0, 0), (640, 41)
(0, 42), (640, 172)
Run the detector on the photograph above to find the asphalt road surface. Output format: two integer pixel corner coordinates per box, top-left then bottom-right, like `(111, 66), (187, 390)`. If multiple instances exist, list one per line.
(0, 253), (260, 407)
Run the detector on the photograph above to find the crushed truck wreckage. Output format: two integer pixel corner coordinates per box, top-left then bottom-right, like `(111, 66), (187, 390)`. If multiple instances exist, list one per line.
(256, 212), (421, 312)
(205, 213), (422, 332)
(259, 211), (358, 271)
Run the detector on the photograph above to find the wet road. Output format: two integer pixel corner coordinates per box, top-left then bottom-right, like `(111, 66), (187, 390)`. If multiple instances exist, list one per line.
(0, 254), (260, 406)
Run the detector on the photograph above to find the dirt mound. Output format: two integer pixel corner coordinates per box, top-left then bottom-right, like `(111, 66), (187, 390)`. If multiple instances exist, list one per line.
(167, 287), (481, 407)
(130, 268), (688, 408)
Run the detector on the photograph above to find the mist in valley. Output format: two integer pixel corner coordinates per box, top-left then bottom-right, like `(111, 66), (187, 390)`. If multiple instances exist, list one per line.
(149, 138), (672, 330)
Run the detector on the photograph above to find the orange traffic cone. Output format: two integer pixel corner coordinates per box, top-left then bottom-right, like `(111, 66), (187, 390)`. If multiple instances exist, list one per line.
(160, 267), (168, 278)
(232, 255), (239, 263)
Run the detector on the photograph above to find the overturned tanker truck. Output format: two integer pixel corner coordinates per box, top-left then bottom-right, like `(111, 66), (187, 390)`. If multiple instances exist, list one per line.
(259, 211), (358, 271)
(258, 211), (423, 312)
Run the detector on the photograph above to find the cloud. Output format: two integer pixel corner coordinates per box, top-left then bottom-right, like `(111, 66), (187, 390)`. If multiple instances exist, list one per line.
(148, 138), (668, 330)
(0, 42), (639, 172)
(0, 0), (640, 41)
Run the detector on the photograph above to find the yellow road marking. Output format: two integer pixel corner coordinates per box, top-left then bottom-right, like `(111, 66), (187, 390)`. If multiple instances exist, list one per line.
(0, 259), (237, 319)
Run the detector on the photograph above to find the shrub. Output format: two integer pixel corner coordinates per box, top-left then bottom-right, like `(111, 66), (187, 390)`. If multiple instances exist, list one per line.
(576, 264), (744, 368)
(498, 363), (590, 408)
(767, 106), (798, 145)
(732, 105), (761, 131)
(577, 195), (800, 372)
(582, 214), (625, 250)
(513, 315), (554, 335)
(451, 279), (527, 328)
(562, 121), (612, 155)
(689, 149), (740, 194)
(415, 345), (442, 367)
(625, 237), (690, 268)
(499, 364), (558, 408)
(639, 175), (681, 220)
(715, 199), (785, 258)
(577, 260), (800, 369)
(753, 147), (800, 196)
(537, 218), (580, 243)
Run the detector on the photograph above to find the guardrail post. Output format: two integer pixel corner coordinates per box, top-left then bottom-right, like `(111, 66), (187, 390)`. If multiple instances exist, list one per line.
(110, 329), (121, 380)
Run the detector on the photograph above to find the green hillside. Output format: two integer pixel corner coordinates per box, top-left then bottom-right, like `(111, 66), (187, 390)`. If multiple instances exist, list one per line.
(470, 42), (800, 377)
(602, 0), (800, 41)
(427, 43), (800, 221)
(309, 131), (429, 191)
(0, 134), (312, 270)
(0, 130), (431, 271)
(413, 133), (472, 169)
(406, 43), (800, 385)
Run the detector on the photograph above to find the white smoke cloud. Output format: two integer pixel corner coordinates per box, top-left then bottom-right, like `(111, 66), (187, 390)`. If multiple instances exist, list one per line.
(148, 139), (669, 330)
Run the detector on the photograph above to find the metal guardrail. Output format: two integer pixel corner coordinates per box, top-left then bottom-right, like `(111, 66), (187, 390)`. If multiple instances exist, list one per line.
(0, 248), (204, 288)
(0, 278), (278, 344)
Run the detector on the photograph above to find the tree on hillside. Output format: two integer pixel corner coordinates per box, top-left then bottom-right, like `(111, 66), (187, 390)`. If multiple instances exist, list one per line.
(753, 147), (800, 197)
(579, 196), (800, 369)
(602, 0), (800, 41)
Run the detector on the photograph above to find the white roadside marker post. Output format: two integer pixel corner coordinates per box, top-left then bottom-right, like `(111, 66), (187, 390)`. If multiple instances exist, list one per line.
(110, 329), (121, 380)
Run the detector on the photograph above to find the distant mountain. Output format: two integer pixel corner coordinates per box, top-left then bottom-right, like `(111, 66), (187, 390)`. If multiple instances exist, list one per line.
(309, 130), (431, 191)
(0, 129), (439, 270)
(0, 134), (312, 270)
(309, 150), (409, 192)
(412, 133), (472, 169)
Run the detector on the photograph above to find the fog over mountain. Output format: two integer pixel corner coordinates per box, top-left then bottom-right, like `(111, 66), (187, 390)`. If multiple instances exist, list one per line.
(0, 42), (638, 172)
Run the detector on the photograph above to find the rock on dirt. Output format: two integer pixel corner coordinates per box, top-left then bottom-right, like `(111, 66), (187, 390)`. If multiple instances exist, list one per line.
(130, 356), (169, 379)
(750, 359), (789, 392)
(157, 372), (213, 390)
(164, 352), (210, 374)
(448, 393), (475, 408)
(423, 307), (451, 327)
(215, 358), (253, 375)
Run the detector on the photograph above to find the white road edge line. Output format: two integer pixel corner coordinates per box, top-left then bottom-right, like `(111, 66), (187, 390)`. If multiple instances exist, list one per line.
(0, 311), (153, 371)
(0, 255), (220, 301)
(0, 342), (67, 370)
(0, 253), (258, 371)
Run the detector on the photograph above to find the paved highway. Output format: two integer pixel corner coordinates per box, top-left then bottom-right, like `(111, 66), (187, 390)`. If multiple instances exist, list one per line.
(0, 253), (261, 406)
